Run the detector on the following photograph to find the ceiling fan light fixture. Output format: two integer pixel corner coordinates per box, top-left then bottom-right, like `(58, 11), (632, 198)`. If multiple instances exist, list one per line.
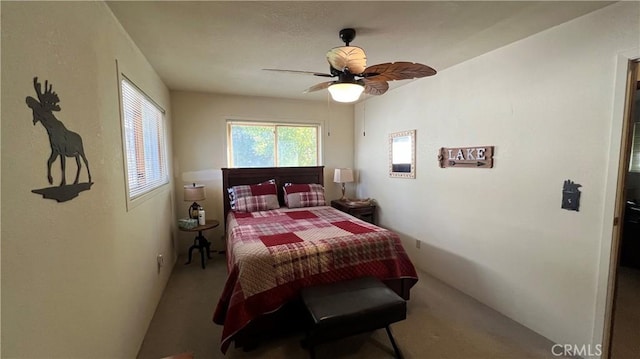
(328, 83), (364, 103)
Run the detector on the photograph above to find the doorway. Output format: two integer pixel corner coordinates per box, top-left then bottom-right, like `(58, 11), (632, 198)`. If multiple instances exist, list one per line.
(608, 60), (640, 358)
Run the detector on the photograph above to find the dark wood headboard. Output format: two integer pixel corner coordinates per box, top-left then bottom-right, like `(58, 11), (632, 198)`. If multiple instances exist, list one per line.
(221, 166), (325, 228)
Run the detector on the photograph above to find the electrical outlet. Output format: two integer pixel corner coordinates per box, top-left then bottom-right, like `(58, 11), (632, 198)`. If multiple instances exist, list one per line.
(416, 240), (421, 249)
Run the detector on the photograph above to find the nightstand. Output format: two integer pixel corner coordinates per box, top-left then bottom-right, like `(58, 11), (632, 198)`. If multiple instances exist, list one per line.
(331, 199), (376, 224)
(179, 219), (219, 269)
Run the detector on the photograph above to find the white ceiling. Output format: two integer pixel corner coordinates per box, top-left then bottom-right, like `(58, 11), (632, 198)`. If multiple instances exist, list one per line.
(107, 1), (613, 102)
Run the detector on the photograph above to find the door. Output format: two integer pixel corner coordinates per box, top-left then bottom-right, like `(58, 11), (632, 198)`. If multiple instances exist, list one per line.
(606, 60), (639, 359)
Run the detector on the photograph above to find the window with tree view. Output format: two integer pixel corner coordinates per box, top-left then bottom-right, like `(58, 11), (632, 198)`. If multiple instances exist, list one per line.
(227, 122), (319, 167)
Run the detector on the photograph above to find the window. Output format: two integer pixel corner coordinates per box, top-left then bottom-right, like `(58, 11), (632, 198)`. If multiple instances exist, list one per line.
(120, 77), (168, 200)
(227, 121), (319, 167)
(631, 123), (640, 172)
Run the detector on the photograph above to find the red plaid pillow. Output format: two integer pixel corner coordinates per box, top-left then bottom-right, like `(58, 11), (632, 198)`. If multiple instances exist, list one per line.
(228, 180), (279, 212)
(283, 183), (325, 208)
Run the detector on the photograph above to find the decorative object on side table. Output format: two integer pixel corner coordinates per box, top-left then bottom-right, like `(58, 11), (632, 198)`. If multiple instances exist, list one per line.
(178, 218), (198, 230)
(331, 198), (376, 224)
(179, 219), (219, 269)
(333, 168), (354, 200)
(184, 183), (206, 219)
(343, 198), (372, 206)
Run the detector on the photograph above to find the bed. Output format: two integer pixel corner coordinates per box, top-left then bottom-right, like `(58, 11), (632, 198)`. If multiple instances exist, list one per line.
(213, 166), (418, 353)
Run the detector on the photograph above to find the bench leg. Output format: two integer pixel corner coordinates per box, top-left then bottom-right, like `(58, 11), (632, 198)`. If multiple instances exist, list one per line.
(385, 325), (403, 359)
(301, 332), (316, 359)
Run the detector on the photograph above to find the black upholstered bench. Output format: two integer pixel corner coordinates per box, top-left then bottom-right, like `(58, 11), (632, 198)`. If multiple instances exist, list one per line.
(301, 276), (407, 359)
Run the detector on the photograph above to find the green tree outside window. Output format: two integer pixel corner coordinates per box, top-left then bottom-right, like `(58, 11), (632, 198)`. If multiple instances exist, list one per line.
(228, 122), (319, 167)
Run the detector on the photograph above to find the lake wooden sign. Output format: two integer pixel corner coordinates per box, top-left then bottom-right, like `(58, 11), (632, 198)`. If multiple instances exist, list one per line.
(438, 146), (494, 168)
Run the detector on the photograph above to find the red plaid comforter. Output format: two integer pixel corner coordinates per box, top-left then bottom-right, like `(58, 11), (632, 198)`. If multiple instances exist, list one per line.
(213, 206), (418, 353)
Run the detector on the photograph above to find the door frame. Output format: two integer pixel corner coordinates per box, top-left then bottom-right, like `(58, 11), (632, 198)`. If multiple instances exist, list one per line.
(597, 53), (639, 358)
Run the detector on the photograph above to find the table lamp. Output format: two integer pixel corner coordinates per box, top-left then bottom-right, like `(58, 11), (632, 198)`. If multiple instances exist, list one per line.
(333, 168), (354, 201)
(184, 183), (206, 219)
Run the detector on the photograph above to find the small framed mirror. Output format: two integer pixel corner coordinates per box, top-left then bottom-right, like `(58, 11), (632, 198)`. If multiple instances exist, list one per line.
(389, 130), (416, 178)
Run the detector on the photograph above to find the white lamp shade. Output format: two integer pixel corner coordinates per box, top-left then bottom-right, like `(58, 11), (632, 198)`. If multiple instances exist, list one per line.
(184, 184), (206, 201)
(328, 83), (364, 103)
(334, 168), (354, 183)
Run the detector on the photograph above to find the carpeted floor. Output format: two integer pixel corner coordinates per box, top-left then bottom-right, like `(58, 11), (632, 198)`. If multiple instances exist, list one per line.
(138, 254), (565, 359)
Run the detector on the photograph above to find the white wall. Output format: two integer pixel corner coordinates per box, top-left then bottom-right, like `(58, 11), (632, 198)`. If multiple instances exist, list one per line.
(1, 2), (175, 357)
(354, 1), (639, 352)
(170, 92), (354, 252)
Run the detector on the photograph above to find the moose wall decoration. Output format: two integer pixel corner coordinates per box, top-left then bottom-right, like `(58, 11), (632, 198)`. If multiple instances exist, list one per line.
(26, 77), (93, 202)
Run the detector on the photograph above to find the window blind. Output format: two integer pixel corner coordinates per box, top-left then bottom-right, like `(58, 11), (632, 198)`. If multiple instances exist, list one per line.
(121, 78), (168, 199)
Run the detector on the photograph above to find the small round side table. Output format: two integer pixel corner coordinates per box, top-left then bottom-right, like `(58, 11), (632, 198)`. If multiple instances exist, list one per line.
(179, 219), (219, 269)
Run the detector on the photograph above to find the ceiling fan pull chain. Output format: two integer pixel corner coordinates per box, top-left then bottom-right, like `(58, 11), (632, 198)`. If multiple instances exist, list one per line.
(326, 92), (332, 137)
(363, 101), (366, 137)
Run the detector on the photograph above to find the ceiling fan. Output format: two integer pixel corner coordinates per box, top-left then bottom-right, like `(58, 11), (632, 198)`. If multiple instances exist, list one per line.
(264, 28), (437, 103)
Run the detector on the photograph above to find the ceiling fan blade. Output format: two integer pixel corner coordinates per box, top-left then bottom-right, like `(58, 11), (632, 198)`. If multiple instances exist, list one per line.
(362, 78), (389, 96)
(304, 81), (334, 93)
(263, 69), (334, 77)
(362, 62), (436, 81)
(326, 46), (367, 74)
